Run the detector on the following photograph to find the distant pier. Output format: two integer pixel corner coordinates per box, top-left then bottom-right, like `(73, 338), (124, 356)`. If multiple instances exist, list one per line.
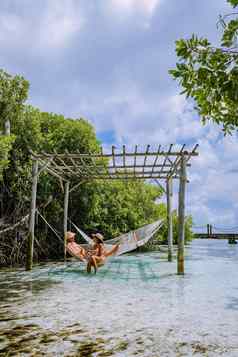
(194, 233), (238, 240)
(193, 224), (238, 239)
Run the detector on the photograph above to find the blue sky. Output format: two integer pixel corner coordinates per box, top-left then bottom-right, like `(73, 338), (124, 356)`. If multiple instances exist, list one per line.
(0, 0), (237, 231)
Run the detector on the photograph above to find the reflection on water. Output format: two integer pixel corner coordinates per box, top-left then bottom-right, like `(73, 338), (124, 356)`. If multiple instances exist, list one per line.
(0, 239), (238, 356)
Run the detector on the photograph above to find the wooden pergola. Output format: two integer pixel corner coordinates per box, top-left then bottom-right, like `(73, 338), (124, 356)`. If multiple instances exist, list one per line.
(26, 144), (199, 275)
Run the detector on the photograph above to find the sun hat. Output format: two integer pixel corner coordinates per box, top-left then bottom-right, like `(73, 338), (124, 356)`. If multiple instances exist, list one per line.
(92, 232), (104, 243)
(66, 231), (76, 240)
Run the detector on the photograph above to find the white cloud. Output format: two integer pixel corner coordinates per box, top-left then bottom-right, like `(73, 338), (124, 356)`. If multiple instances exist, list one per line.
(83, 85), (204, 146)
(0, 1), (84, 54)
(110, 0), (161, 15)
(0, 13), (22, 35)
(106, 0), (162, 27)
(188, 132), (238, 228)
(38, 1), (84, 51)
(0, 13), (26, 46)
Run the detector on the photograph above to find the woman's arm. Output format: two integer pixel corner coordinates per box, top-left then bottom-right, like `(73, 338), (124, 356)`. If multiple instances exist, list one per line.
(104, 243), (120, 257)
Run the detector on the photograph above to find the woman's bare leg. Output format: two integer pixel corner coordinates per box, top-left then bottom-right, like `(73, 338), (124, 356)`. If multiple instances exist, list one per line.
(86, 256), (97, 274)
(75, 246), (87, 261)
(66, 243), (87, 262)
(93, 256), (106, 268)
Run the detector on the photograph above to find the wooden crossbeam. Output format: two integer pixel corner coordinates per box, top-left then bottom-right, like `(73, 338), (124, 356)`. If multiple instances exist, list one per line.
(122, 145), (126, 167)
(46, 158), (65, 176)
(167, 144), (186, 179)
(37, 157), (54, 177)
(53, 149), (76, 177)
(47, 163), (191, 171)
(88, 150), (109, 178)
(185, 144), (199, 163)
(84, 175), (181, 180)
(142, 145), (150, 177)
(159, 144), (173, 177)
(38, 158), (67, 181)
(134, 145), (138, 176)
(33, 150), (199, 159)
(75, 149), (97, 177)
(40, 165), (191, 178)
(30, 144), (198, 182)
(168, 143), (199, 179)
(40, 151), (66, 177)
(112, 145), (116, 170)
(65, 149), (84, 175)
(79, 170), (177, 178)
(122, 145), (127, 180)
(44, 152), (92, 180)
(151, 145), (161, 176)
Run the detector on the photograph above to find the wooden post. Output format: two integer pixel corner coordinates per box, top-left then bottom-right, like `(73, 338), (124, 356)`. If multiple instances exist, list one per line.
(1, 119), (11, 216)
(26, 159), (38, 271)
(4, 119), (10, 136)
(166, 178), (173, 262)
(177, 155), (186, 275)
(64, 181), (70, 260)
(207, 224), (210, 238)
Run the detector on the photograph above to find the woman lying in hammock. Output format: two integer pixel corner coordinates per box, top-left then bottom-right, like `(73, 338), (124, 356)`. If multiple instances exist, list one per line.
(66, 231), (119, 273)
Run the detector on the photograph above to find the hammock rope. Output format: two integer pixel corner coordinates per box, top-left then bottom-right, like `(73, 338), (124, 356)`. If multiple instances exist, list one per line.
(37, 209), (64, 243)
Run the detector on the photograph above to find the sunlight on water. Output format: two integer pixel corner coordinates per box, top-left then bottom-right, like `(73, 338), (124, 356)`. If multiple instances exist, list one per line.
(0, 239), (238, 356)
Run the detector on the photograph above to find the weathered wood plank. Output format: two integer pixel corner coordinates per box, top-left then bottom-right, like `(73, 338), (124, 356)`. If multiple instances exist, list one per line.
(64, 181), (70, 261)
(26, 160), (38, 271)
(4, 119), (10, 136)
(33, 151), (199, 159)
(177, 155), (186, 275)
(84, 175), (181, 180)
(166, 178), (173, 262)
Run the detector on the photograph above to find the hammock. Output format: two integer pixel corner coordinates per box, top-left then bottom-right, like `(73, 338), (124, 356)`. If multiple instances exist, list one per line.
(70, 219), (164, 256)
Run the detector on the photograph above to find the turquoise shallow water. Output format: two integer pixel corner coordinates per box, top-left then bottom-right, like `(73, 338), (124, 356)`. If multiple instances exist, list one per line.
(0, 239), (238, 356)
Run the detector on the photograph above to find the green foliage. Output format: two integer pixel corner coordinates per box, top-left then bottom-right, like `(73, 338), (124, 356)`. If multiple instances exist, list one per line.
(7, 105), (101, 211)
(39, 111), (100, 153)
(0, 134), (15, 180)
(228, 0), (238, 7)
(171, 214), (194, 244)
(0, 69), (28, 183)
(0, 69), (29, 129)
(170, 1), (238, 134)
(71, 180), (165, 239)
(155, 213), (193, 244)
(222, 19), (238, 47)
